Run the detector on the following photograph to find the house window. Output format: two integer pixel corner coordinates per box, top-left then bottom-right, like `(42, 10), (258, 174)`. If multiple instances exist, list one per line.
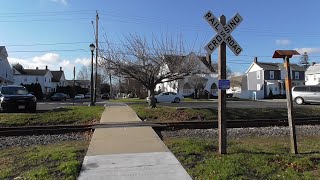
(257, 71), (260, 79)
(36, 77), (38, 82)
(270, 71), (274, 80)
(257, 84), (261, 90)
(294, 72), (299, 80)
(24, 77), (27, 82)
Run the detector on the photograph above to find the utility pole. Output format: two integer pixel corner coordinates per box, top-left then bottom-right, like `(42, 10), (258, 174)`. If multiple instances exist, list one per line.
(94, 11), (99, 103)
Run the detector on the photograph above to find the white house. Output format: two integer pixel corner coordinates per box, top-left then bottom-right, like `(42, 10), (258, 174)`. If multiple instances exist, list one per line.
(12, 65), (54, 94)
(51, 67), (67, 91)
(0, 46), (14, 85)
(156, 52), (218, 97)
(305, 63), (320, 85)
(241, 57), (305, 99)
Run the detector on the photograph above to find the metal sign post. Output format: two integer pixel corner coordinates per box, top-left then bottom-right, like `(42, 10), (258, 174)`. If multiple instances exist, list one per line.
(204, 11), (243, 154)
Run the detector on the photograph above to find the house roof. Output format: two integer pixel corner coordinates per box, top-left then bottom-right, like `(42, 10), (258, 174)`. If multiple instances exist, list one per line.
(247, 61), (305, 72)
(14, 68), (50, 76)
(51, 71), (64, 82)
(306, 64), (320, 75)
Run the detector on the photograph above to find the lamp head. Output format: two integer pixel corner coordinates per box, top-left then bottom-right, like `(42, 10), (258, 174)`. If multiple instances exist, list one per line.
(89, 43), (95, 52)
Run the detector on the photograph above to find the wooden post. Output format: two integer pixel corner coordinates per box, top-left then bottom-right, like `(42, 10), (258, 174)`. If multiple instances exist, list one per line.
(218, 15), (227, 154)
(284, 56), (298, 154)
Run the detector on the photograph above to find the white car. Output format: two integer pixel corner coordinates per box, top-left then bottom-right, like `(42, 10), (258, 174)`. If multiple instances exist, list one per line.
(147, 92), (184, 103)
(74, 94), (85, 99)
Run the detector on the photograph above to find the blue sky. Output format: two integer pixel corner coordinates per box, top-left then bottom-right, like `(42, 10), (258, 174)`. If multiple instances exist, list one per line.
(1, 0), (320, 79)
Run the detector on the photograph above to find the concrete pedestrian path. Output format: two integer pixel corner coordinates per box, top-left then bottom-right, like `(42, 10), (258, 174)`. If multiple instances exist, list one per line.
(78, 102), (192, 180)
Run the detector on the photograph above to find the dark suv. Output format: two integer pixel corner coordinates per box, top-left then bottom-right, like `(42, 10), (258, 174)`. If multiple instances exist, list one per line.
(0, 85), (37, 113)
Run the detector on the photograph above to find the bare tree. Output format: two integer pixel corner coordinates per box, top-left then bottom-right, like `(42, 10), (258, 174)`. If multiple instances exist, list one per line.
(100, 34), (204, 107)
(76, 65), (90, 80)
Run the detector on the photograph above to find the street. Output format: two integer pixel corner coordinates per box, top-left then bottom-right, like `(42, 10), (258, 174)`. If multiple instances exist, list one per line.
(36, 99), (320, 112)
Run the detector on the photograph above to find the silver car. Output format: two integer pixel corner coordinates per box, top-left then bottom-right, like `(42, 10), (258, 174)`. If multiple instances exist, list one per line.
(292, 85), (320, 105)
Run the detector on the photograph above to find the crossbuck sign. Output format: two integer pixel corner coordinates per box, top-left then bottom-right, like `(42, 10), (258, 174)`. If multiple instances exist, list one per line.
(204, 11), (243, 56)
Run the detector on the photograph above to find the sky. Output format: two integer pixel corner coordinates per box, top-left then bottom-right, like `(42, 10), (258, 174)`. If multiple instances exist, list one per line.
(1, 0), (320, 79)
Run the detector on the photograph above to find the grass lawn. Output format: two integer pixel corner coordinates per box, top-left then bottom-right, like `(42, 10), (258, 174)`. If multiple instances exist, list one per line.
(0, 140), (89, 180)
(164, 136), (320, 179)
(0, 106), (105, 127)
(130, 104), (320, 121)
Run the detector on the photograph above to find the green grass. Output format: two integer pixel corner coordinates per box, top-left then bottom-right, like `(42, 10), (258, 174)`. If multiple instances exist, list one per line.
(0, 106), (105, 127)
(0, 140), (89, 180)
(164, 136), (320, 179)
(130, 104), (320, 121)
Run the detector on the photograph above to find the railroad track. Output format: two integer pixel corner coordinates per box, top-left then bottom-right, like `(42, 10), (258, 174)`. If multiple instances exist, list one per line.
(1, 117), (320, 136)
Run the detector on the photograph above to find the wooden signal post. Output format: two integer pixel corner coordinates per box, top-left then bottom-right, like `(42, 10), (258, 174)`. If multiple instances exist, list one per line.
(273, 50), (300, 154)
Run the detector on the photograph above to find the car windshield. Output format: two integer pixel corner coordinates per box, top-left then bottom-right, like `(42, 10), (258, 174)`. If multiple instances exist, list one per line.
(1, 87), (28, 95)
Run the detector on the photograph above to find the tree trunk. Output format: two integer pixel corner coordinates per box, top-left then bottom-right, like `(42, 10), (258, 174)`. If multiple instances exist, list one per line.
(148, 88), (156, 108)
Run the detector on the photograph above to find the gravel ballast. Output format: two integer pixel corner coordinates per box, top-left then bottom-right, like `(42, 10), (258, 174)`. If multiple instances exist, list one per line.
(161, 125), (320, 139)
(0, 133), (89, 150)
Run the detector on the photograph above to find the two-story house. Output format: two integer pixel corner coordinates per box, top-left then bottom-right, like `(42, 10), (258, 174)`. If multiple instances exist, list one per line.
(51, 67), (67, 91)
(0, 46), (14, 85)
(155, 52), (218, 97)
(305, 63), (320, 85)
(244, 57), (305, 99)
(12, 64), (54, 94)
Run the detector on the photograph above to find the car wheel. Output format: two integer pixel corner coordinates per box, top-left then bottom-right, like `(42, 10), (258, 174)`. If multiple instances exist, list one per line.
(174, 97), (180, 103)
(295, 97), (304, 105)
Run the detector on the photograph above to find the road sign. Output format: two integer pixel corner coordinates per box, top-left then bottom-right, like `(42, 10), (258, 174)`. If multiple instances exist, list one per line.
(204, 11), (243, 56)
(218, 80), (230, 90)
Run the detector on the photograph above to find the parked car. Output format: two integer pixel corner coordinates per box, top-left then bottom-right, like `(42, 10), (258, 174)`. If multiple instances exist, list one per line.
(292, 85), (320, 105)
(74, 94), (85, 99)
(51, 93), (67, 101)
(84, 93), (91, 99)
(0, 85), (37, 113)
(101, 93), (110, 100)
(146, 92), (184, 103)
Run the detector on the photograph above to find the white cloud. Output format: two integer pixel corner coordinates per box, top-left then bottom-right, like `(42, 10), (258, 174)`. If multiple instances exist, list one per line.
(294, 48), (320, 54)
(8, 53), (90, 79)
(231, 72), (243, 77)
(276, 39), (291, 46)
(51, 0), (68, 5)
(75, 58), (91, 66)
(32, 53), (60, 64)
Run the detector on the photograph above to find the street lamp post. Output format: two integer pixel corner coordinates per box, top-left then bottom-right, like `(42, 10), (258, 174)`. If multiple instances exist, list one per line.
(89, 43), (95, 106)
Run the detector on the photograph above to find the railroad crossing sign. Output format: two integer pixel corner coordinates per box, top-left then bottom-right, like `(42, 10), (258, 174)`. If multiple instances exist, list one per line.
(204, 11), (243, 56)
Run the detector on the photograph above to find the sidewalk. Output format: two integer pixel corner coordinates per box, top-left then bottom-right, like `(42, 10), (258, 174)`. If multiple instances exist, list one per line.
(78, 103), (192, 180)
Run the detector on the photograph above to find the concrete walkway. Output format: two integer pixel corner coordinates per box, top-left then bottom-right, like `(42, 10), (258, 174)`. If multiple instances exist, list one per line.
(78, 102), (192, 180)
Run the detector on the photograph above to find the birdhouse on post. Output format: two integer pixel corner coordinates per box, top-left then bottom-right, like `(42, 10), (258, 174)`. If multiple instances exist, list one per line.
(272, 50), (300, 154)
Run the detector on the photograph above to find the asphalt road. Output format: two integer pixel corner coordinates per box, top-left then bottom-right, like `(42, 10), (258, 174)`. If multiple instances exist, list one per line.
(36, 99), (107, 112)
(156, 99), (320, 109)
(35, 99), (320, 112)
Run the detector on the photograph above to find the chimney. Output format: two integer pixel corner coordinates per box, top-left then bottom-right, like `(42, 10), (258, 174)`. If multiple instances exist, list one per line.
(36, 67), (38, 70)
(45, 66), (48, 70)
(312, 62), (316, 66)
(60, 67), (62, 71)
(254, 57), (258, 63)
